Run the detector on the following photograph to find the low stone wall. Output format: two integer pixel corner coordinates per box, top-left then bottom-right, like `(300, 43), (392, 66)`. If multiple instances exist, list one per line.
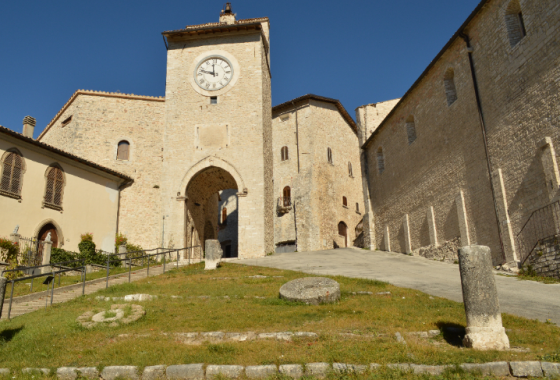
(524, 235), (560, 279)
(412, 237), (460, 263)
(4, 361), (558, 379)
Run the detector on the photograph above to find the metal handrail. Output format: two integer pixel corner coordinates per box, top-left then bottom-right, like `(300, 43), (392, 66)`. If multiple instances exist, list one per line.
(516, 200), (560, 264)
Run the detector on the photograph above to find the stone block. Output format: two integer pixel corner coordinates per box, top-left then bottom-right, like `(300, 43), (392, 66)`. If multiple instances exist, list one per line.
(276, 332), (294, 341)
(305, 363), (331, 378)
(542, 362), (560, 377)
(509, 361), (543, 378)
(200, 332), (224, 341)
(333, 363), (367, 374)
(279, 277), (340, 305)
(22, 368), (50, 375)
(279, 364), (303, 379)
(205, 240), (223, 270)
(245, 365), (277, 379)
(294, 332), (317, 338)
(0, 369), (9, 377)
(143, 365), (166, 380)
(101, 366), (139, 380)
(166, 364), (205, 380)
(77, 367), (99, 379)
(369, 364), (381, 371)
(57, 367), (78, 380)
(410, 365), (449, 375)
(206, 365), (244, 379)
(387, 363), (411, 372)
(460, 362), (510, 376)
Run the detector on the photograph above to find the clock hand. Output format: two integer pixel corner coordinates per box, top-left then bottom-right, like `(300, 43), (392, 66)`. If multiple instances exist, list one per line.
(212, 64), (216, 77)
(200, 69), (214, 75)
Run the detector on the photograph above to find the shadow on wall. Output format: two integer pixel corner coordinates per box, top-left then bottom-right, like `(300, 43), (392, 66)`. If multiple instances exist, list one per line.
(443, 201), (460, 243)
(419, 216), (431, 248)
(218, 208), (238, 258)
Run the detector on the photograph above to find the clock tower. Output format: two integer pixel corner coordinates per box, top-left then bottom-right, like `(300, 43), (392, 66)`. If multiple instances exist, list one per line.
(161, 4), (274, 258)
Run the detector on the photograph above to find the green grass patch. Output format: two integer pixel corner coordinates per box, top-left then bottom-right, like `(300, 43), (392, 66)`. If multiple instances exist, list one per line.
(0, 262), (558, 371)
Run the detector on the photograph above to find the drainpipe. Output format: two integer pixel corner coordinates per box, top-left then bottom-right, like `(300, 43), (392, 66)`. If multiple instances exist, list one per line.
(460, 33), (506, 262)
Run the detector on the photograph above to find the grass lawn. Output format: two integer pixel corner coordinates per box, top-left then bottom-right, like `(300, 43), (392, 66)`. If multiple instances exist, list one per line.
(0, 262), (558, 377)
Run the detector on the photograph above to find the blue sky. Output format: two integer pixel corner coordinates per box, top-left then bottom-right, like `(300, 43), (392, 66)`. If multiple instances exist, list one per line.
(0, 0), (481, 137)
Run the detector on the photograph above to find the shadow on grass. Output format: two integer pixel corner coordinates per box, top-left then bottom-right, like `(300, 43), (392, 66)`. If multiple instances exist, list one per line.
(0, 325), (24, 343)
(436, 321), (465, 347)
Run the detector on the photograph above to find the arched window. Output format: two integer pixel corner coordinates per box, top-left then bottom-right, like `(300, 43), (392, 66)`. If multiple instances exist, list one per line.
(377, 147), (385, 174)
(283, 186), (291, 207)
(444, 68), (458, 106)
(406, 116), (417, 144)
(117, 140), (130, 161)
(44, 165), (65, 209)
(281, 146), (289, 161)
(327, 148), (333, 164)
(1, 150), (25, 197)
(221, 207), (228, 225)
(505, 0), (526, 47)
(342, 196), (348, 207)
(348, 162), (353, 177)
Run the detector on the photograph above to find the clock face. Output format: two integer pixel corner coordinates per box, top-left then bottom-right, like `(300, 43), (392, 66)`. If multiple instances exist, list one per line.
(194, 56), (234, 91)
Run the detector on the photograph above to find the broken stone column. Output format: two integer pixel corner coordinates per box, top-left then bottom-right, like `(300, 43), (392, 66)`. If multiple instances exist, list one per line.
(204, 240), (223, 270)
(458, 245), (509, 350)
(41, 240), (53, 274)
(118, 244), (127, 260)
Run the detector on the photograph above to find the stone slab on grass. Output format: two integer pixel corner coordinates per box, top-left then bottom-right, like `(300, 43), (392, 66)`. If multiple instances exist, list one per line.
(166, 364), (205, 380)
(77, 367), (99, 379)
(460, 362), (510, 376)
(101, 366), (139, 380)
(279, 277), (340, 305)
(542, 362), (560, 377)
(333, 363), (367, 374)
(22, 368), (50, 375)
(279, 365), (303, 379)
(0, 369), (9, 377)
(369, 364), (381, 371)
(305, 363), (331, 378)
(143, 365), (166, 380)
(410, 365), (450, 375)
(387, 363), (411, 372)
(510, 361), (543, 378)
(206, 365), (244, 379)
(245, 365), (277, 379)
(57, 367), (78, 380)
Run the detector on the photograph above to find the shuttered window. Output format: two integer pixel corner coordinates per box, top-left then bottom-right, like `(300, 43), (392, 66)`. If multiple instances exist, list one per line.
(44, 166), (64, 208)
(117, 141), (130, 161)
(283, 186), (291, 207)
(1, 152), (24, 197)
(343, 196), (348, 207)
(221, 207), (228, 225)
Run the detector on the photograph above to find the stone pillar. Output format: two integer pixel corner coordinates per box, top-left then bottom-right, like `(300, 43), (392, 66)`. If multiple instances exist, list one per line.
(427, 206), (439, 247)
(41, 240), (53, 274)
(204, 239), (223, 270)
(403, 214), (412, 254)
(456, 190), (471, 247)
(383, 225), (391, 252)
(492, 169), (518, 263)
(118, 244), (128, 260)
(458, 245), (510, 350)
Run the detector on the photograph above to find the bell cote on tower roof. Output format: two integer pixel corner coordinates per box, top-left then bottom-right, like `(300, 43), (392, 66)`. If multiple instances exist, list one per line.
(219, 3), (236, 24)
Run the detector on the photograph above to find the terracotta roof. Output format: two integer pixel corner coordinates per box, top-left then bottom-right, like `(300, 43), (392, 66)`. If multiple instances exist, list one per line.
(273, 94), (357, 134)
(0, 125), (133, 183)
(362, 0), (489, 149)
(162, 17), (269, 36)
(38, 90), (164, 141)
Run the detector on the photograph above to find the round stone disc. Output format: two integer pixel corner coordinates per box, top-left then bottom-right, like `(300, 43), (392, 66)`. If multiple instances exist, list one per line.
(279, 277), (340, 305)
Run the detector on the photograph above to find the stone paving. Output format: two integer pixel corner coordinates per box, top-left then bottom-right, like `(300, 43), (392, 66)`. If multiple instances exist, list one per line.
(1, 263), (182, 320)
(238, 248), (560, 326)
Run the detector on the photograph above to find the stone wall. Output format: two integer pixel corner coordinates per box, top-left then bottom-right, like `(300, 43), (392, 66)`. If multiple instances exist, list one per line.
(524, 235), (560, 279)
(358, 0), (560, 265)
(38, 92), (165, 250)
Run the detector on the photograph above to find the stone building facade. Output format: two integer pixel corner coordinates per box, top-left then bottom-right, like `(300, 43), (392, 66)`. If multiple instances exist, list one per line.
(358, 0), (560, 266)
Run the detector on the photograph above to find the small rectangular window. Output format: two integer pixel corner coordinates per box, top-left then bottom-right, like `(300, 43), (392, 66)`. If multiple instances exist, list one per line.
(61, 116), (73, 127)
(210, 96), (218, 104)
(356, 203), (360, 212)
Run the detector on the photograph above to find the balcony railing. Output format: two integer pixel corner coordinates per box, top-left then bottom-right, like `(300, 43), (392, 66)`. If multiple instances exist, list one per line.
(516, 200), (560, 264)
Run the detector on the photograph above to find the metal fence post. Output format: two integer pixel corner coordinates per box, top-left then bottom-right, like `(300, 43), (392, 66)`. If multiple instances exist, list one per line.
(82, 264), (86, 296)
(176, 251), (179, 269)
(163, 253), (166, 273)
(147, 254), (150, 277)
(8, 280), (14, 319)
(0, 278), (7, 319)
(50, 270), (55, 306)
(106, 254), (110, 289)
(128, 258), (132, 283)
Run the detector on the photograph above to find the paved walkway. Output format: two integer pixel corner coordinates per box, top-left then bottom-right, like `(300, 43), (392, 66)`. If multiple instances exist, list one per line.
(1, 262), (186, 320)
(239, 248), (560, 326)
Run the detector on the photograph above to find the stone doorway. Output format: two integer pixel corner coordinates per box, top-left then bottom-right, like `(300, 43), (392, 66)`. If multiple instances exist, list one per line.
(338, 222), (348, 248)
(184, 166), (238, 260)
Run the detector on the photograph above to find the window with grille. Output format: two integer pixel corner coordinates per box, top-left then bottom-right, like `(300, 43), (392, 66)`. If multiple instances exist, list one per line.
(281, 146), (289, 161)
(505, 0), (526, 47)
(348, 162), (353, 177)
(377, 147), (385, 174)
(117, 140), (130, 161)
(44, 165), (65, 209)
(444, 68), (458, 106)
(327, 148), (333, 164)
(343, 196), (348, 207)
(406, 116), (417, 144)
(283, 186), (291, 207)
(221, 207), (227, 225)
(0, 151), (24, 198)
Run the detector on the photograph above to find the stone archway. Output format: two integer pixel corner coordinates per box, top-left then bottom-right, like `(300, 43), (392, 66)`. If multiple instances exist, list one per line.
(184, 165), (238, 260)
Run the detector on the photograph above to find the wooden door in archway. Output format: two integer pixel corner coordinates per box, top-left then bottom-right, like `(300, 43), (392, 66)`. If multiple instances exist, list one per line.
(338, 222), (348, 248)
